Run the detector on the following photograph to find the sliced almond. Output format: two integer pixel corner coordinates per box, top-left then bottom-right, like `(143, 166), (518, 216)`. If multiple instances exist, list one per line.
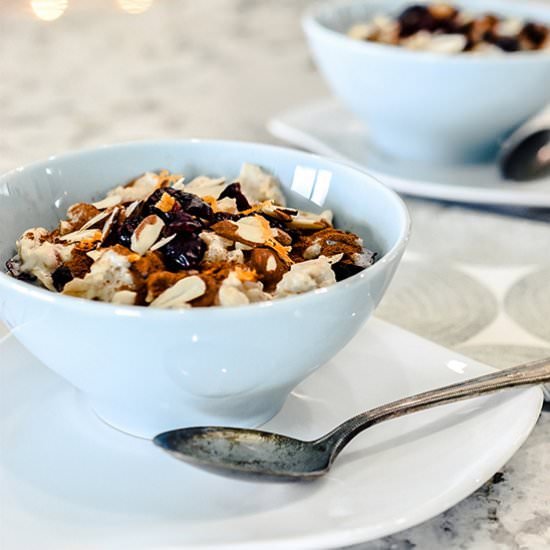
(130, 215), (165, 256)
(235, 215), (274, 244)
(92, 194), (122, 210)
(125, 200), (141, 218)
(171, 177), (185, 190)
(150, 233), (177, 252)
(80, 209), (111, 231)
(100, 207), (121, 244)
(150, 276), (206, 309)
(265, 238), (293, 266)
(286, 210), (332, 230)
(260, 202), (297, 222)
(58, 229), (102, 243)
(216, 197), (238, 214)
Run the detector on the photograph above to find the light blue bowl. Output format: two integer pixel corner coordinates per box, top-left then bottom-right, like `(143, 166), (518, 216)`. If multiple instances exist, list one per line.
(303, 0), (550, 164)
(0, 140), (409, 438)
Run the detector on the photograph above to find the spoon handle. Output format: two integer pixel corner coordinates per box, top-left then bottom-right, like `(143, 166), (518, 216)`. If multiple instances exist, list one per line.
(318, 357), (550, 461)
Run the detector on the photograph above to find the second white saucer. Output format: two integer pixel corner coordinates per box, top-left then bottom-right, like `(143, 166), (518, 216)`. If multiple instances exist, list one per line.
(268, 99), (550, 208)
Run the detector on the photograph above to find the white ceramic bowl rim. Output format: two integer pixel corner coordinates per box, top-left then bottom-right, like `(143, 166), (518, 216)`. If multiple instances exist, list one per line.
(0, 139), (410, 319)
(303, 0), (550, 64)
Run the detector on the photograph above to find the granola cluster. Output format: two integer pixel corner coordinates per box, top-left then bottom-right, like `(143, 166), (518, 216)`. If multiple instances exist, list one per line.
(6, 164), (375, 308)
(348, 4), (550, 54)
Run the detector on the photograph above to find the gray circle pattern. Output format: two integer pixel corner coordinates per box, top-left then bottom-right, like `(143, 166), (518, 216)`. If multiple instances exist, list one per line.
(504, 268), (550, 343)
(376, 263), (498, 347)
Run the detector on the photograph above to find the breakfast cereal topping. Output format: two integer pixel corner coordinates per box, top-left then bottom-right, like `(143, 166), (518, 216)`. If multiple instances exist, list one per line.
(348, 4), (550, 53)
(6, 163), (376, 307)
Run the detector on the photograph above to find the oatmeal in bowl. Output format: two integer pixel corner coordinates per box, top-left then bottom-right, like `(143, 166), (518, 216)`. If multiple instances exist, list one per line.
(0, 140), (408, 438)
(6, 164), (375, 308)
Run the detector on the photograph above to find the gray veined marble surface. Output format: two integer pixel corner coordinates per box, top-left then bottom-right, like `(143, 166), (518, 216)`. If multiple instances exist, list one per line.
(0, 1), (549, 548)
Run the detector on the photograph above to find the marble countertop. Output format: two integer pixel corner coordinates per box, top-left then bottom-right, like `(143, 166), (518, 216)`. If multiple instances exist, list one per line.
(0, 1), (549, 548)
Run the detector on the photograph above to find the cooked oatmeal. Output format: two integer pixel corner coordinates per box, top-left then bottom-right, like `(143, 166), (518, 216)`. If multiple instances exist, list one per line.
(5, 164), (376, 308)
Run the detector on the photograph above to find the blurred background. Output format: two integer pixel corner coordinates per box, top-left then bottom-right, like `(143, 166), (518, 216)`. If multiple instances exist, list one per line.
(0, 0), (326, 173)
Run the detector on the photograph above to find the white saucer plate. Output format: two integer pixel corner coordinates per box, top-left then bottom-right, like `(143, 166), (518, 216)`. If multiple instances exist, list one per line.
(0, 319), (542, 550)
(268, 99), (550, 208)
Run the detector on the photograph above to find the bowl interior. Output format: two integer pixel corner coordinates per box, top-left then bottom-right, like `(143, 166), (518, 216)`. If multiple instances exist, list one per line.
(311, 0), (550, 39)
(0, 140), (408, 273)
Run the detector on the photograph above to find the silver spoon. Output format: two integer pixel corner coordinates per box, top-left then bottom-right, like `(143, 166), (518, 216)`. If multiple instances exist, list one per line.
(154, 358), (550, 481)
(500, 128), (550, 182)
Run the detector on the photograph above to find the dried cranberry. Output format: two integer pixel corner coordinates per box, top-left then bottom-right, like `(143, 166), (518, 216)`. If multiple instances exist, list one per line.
(492, 36), (520, 52)
(145, 188), (212, 220)
(52, 265), (73, 291)
(398, 5), (436, 37)
(522, 22), (548, 48)
(435, 17), (460, 34)
(171, 190), (213, 220)
(331, 262), (365, 282)
(161, 235), (206, 270)
(161, 202), (203, 235)
(218, 182), (251, 212)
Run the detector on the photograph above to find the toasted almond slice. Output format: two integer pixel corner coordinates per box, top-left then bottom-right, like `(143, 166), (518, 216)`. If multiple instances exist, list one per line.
(260, 202), (297, 221)
(155, 192), (176, 213)
(111, 290), (137, 305)
(80, 209), (111, 231)
(216, 197), (238, 214)
(234, 215), (273, 244)
(150, 233), (176, 252)
(265, 238), (293, 266)
(130, 215), (165, 256)
(171, 177), (185, 190)
(150, 276), (206, 309)
(100, 207), (121, 244)
(125, 200), (141, 218)
(286, 210), (332, 230)
(58, 229), (102, 243)
(92, 195), (122, 210)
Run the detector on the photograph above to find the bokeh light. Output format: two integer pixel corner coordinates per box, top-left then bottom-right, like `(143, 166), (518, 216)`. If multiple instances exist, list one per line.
(30, 0), (68, 21)
(117, 0), (154, 15)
